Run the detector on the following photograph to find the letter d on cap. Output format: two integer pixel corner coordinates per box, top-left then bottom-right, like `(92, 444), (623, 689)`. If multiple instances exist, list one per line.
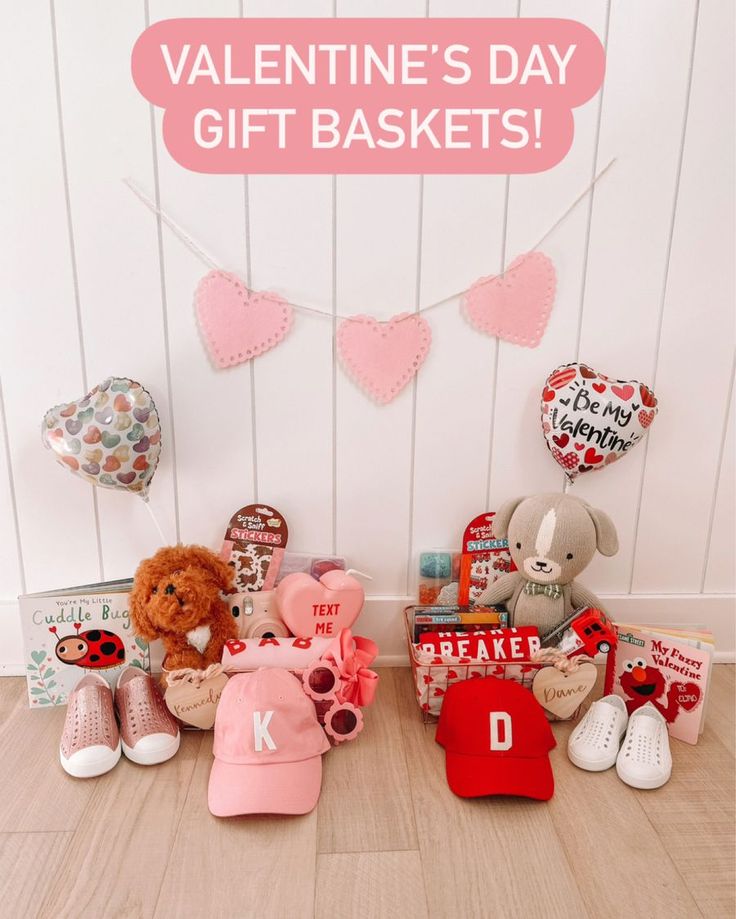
(489, 711), (512, 751)
(253, 710), (276, 752)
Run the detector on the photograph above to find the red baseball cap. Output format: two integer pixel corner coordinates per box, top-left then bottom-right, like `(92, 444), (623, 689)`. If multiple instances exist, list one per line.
(436, 676), (556, 800)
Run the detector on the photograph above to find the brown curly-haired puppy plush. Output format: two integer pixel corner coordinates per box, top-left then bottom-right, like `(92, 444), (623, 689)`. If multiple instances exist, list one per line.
(130, 544), (237, 671)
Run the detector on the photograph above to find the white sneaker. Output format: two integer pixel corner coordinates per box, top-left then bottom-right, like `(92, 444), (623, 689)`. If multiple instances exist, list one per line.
(616, 703), (672, 790)
(568, 695), (628, 772)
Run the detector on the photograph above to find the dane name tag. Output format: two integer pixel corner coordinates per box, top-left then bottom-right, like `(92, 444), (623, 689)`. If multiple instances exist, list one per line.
(532, 663), (597, 720)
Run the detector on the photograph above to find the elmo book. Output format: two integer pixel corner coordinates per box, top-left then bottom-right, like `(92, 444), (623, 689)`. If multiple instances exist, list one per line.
(604, 624), (713, 745)
(20, 580), (150, 708)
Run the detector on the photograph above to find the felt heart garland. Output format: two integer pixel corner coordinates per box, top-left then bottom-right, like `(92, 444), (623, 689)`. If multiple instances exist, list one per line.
(336, 313), (432, 405)
(193, 255), (555, 404)
(195, 270), (292, 369)
(462, 251), (556, 347)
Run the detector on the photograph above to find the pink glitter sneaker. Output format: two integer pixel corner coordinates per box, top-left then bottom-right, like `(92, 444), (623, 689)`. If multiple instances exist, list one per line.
(114, 666), (180, 766)
(60, 673), (121, 778)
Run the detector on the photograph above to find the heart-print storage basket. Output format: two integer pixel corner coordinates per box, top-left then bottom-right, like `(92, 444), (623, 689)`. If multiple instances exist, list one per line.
(405, 607), (583, 724)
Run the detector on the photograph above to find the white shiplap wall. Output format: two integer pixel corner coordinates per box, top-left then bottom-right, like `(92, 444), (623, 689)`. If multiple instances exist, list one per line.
(1, 0), (734, 670)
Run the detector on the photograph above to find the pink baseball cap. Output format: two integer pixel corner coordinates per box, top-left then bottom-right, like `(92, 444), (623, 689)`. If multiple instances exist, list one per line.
(208, 668), (330, 817)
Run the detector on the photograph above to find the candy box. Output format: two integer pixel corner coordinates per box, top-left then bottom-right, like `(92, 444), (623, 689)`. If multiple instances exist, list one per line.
(417, 550), (460, 604)
(274, 553), (346, 584)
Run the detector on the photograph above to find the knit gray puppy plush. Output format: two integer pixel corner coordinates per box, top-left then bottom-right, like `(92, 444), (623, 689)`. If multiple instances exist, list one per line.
(477, 493), (618, 636)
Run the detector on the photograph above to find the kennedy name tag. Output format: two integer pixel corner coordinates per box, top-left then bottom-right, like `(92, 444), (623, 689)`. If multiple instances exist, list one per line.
(165, 665), (229, 730)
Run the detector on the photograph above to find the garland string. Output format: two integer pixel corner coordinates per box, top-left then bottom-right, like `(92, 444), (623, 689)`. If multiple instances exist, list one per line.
(123, 157), (616, 326)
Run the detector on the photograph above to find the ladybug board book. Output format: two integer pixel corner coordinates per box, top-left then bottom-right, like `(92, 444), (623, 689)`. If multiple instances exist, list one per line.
(603, 624), (714, 745)
(20, 580), (150, 708)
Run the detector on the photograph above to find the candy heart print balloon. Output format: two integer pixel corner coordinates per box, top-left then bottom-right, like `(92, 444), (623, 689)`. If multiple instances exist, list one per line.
(541, 362), (658, 482)
(275, 569), (367, 638)
(42, 377), (162, 498)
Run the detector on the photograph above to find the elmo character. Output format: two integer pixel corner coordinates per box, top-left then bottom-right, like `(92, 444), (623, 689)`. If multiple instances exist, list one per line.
(619, 657), (681, 722)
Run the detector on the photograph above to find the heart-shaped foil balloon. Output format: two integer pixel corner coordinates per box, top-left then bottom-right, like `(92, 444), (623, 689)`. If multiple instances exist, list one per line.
(541, 362), (658, 481)
(42, 377), (162, 497)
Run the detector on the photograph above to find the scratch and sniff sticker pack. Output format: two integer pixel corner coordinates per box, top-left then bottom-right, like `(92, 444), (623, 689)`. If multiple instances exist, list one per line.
(220, 504), (288, 592)
(458, 512), (515, 605)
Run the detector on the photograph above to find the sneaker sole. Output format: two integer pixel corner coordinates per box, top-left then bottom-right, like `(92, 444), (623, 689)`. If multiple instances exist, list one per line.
(122, 732), (180, 766)
(60, 741), (121, 778)
(568, 745), (618, 772)
(616, 760), (671, 790)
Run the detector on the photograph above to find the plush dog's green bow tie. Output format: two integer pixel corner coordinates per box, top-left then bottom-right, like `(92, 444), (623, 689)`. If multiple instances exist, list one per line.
(524, 581), (562, 599)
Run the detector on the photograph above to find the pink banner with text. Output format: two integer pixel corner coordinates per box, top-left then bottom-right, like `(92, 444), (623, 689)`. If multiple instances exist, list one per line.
(132, 18), (605, 174)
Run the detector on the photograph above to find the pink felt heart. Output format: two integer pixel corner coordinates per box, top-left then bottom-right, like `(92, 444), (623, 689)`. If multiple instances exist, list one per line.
(195, 270), (292, 369)
(337, 312), (431, 404)
(462, 251), (556, 347)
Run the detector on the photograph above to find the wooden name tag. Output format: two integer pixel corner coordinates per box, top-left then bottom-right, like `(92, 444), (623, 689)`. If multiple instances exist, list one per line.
(165, 667), (229, 730)
(532, 663), (597, 719)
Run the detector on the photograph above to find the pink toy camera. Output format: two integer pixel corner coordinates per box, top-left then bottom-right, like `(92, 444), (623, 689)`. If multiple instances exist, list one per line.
(228, 591), (289, 640)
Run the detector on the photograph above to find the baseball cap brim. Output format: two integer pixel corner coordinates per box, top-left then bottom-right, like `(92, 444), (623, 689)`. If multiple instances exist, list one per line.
(208, 754), (323, 817)
(445, 751), (554, 801)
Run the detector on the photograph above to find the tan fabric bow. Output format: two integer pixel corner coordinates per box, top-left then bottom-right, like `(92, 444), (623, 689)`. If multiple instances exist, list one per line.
(531, 647), (595, 673)
(166, 663), (225, 687)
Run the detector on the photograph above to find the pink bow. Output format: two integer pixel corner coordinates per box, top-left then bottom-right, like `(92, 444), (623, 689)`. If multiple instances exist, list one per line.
(321, 629), (379, 708)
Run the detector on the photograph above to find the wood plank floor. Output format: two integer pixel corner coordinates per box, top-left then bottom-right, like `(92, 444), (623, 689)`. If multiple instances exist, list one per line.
(0, 667), (733, 919)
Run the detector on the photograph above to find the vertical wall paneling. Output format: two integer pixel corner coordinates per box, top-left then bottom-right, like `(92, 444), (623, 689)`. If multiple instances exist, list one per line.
(0, 4), (734, 670)
(334, 0), (425, 597)
(148, 0), (255, 551)
(245, 1), (335, 554)
(704, 366), (736, 594)
(0, 382), (24, 598)
(53, 2), (179, 578)
(0, 4), (100, 592)
(632, 0), (735, 593)
(410, 0), (515, 576)
(487, 0), (609, 506)
(572, 0), (699, 592)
